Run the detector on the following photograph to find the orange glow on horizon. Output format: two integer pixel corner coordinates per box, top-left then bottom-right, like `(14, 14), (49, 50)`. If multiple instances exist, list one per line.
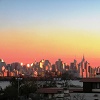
(0, 26), (100, 67)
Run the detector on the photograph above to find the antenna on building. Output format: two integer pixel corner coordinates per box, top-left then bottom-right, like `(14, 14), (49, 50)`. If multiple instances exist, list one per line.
(74, 55), (77, 63)
(82, 54), (85, 62)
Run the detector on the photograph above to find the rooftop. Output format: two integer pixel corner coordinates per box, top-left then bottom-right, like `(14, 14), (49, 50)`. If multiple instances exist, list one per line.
(81, 78), (100, 82)
(37, 87), (83, 93)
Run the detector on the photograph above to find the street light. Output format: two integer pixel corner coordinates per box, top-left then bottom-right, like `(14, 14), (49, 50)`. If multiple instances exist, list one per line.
(16, 77), (22, 98)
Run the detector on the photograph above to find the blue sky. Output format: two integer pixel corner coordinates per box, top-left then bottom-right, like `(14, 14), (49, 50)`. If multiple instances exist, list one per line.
(1, 0), (100, 25)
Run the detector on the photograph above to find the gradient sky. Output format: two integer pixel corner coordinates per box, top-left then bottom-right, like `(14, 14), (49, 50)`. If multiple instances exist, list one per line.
(0, 0), (100, 67)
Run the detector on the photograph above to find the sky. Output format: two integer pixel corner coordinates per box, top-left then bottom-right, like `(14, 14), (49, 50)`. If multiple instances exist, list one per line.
(0, 0), (100, 67)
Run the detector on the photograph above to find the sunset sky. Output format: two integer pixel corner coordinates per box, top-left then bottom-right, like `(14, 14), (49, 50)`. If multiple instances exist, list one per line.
(0, 0), (100, 67)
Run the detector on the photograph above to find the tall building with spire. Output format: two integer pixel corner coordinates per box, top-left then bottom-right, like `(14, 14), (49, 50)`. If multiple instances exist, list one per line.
(79, 55), (91, 78)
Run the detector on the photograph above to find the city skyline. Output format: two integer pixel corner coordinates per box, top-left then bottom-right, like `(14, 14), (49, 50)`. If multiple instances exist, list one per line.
(0, 0), (100, 67)
(0, 55), (96, 68)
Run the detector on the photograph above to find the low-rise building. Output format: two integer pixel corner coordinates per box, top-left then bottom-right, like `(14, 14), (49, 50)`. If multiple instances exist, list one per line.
(81, 73), (100, 93)
(37, 88), (71, 100)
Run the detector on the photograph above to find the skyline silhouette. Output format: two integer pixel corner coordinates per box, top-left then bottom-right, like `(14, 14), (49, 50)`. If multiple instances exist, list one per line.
(0, 55), (99, 67)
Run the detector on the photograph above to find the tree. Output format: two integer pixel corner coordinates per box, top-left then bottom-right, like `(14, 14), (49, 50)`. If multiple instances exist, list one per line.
(10, 77), (24, 88)
(3, 77), (37, 100)
(4, 85), (17, 100)
(61, 71), (70, 80)
(19, 81), (37, 98)
(73, 93), (85, 100)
